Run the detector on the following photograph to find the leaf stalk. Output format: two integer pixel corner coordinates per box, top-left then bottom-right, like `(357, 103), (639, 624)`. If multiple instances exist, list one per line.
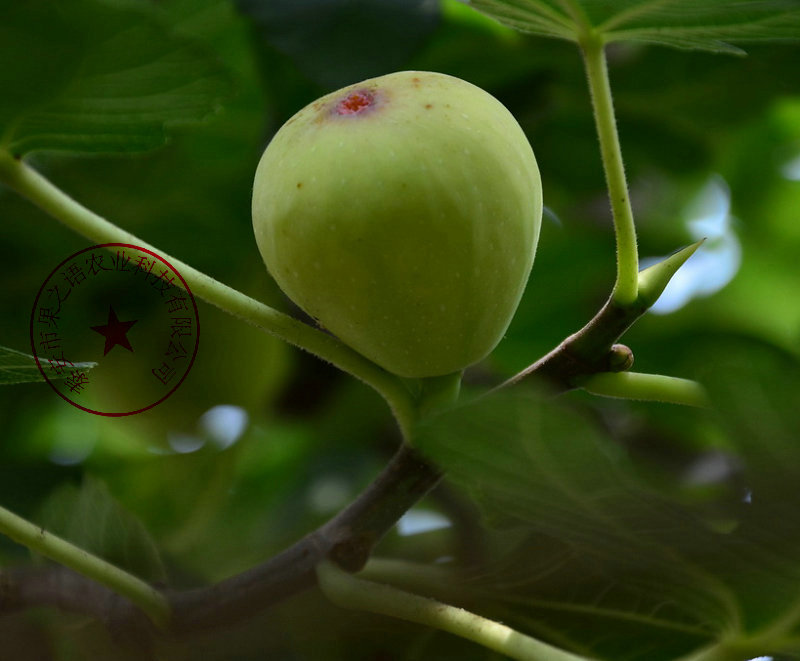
(579, 35), (640, 306)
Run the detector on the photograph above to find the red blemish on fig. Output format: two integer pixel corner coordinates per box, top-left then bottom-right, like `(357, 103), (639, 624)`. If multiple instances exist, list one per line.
(336, 90), (375, 115)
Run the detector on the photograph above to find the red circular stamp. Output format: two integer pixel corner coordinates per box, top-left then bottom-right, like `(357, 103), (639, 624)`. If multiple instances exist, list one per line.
(30, 243), (200, 416)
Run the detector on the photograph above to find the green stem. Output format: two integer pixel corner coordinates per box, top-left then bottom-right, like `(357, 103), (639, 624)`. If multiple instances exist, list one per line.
(316, 561), (592, 661)
(0, 153), (416, 440)
(581, 371), (710, 407)
(0, 503), (169, 627)
(580, 35), (639, 306)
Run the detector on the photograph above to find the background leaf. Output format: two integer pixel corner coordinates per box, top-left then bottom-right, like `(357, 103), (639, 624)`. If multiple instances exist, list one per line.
(0, 0), (233, 156)
(36, 476), (166, 583)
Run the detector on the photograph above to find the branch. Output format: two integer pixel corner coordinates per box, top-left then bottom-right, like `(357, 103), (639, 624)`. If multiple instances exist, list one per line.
(497, 294), (643, 392)
(496, 252), (706, 400)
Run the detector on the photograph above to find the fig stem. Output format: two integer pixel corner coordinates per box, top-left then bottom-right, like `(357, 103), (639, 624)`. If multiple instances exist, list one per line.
(0, 152), (416, 441)
(580, 34), (640, 306)
(417, 371), (463, 419)
(316, 560), (592, 661)
(0, 503), (170, 628)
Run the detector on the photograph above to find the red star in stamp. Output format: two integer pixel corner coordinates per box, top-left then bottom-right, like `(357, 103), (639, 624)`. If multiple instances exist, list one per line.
(90, 306), (138, 356)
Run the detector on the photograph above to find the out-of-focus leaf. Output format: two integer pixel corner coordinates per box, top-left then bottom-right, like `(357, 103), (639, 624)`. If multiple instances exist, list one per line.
(415, 375), (800, 659)
(0, 345), (96, 386)
(236, 0), (440, 90)
(0, 0), (232, 156)
(465, 0), (800, 53)
(37, 476), (166, 582)
(696, 337), (800, 490)
(416, 390), (736, 652)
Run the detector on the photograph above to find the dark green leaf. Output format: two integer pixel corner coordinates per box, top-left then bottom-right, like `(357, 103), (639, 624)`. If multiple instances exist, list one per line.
(0, 345), (96, 386)
(0, 0), (232, 156)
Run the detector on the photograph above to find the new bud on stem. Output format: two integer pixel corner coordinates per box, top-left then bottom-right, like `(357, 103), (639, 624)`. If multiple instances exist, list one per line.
(252, 71), (542, 378)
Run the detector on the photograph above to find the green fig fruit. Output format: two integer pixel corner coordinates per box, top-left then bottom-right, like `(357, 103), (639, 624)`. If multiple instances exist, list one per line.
(252, 71), (542, 378)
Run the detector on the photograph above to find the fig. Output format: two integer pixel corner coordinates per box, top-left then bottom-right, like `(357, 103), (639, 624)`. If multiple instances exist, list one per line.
(252, 71), (542, 378)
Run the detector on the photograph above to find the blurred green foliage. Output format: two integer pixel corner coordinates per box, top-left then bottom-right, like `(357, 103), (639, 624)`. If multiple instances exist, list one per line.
(1, 0), (799, 659)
